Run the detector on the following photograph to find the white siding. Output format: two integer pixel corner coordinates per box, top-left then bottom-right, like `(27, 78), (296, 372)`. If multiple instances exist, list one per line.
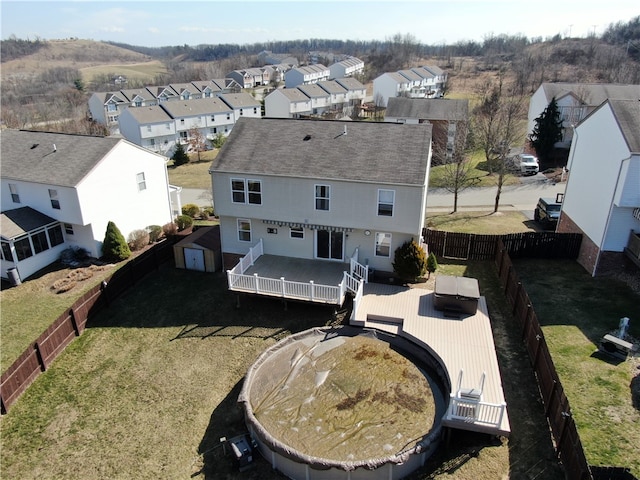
(75, 142), (173, 257)
(563, 103), (630, 250)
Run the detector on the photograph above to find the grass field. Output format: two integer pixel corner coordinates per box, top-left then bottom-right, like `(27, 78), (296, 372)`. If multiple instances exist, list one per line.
(426, 210), (538, 234)
(80, 60), (168, 85)
(428, 149), (522, 189)
(167, 151), (218, 190)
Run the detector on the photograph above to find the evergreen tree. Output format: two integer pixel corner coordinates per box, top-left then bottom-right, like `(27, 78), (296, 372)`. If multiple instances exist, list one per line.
(101, 221), (131, 261)
(392, 240), (427, 282)
(171, 142), (189, 166)
(426, 252), (438, 279)
(529, 97), (563, 166)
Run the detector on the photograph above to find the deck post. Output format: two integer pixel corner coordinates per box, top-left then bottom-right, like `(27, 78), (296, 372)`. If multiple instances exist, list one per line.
(281, 277), (286, 297)
(309, 281), (314, 301)
(254, 273), (259, 293)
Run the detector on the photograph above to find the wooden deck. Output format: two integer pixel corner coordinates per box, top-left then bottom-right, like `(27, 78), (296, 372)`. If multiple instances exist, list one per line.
(351, 282), (511, 437)
(242, 255), (348, 286)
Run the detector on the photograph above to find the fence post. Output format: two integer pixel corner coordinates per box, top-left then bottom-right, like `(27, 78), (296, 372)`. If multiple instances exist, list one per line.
(512, 282), (522, 314)
(521, 304), (532, 339)
(69, 308), (81, 336)
(34, 342), (46, 372)
(545, 380), (557, 417)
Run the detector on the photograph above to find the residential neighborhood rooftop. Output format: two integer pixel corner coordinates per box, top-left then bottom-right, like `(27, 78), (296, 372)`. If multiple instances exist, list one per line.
(210, 117), (432, 185)
(385, 97), (469, 121)
(0, 130), (121, 187)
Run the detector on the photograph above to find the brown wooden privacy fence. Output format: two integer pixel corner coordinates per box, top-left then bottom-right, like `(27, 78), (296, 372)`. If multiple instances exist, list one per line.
(495, 240), (592, 480)
(0, 240), (175, 414)
(424, 228), (583, 260)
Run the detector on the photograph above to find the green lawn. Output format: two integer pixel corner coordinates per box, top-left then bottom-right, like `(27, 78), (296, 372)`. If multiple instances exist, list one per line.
(513, 259), (640, 475)
(428, 149), (521, 189)
(167, 151), (217, 190)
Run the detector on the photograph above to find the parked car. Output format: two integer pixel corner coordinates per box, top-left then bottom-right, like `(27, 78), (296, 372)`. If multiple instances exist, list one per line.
(513, 154), (539, 176)
(534, 197), (562, 228)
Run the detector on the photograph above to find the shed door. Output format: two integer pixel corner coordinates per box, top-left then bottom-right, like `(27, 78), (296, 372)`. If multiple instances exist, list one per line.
(184, 248), (205, 271)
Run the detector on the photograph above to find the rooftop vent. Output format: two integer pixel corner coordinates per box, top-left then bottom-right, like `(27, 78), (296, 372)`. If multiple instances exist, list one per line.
(303, 134), (312, 141)
(30, 143), (39, 149)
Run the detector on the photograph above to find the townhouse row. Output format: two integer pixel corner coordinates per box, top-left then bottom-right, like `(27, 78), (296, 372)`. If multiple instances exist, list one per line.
(373, 65), (448, 107)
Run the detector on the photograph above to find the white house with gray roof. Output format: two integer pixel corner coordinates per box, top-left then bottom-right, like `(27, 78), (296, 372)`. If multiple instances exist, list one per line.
(296, 84), (332, 115)
(557, 99), (640, 276)
(118, 105), (176, 154)
(328, 56), (364, 79)
(264, 88), (312, 118)
(209, 117), (433, 282)
(373, 66), (447, 107)
(284, 64), (330, 88)
(0, 130), (174, 282)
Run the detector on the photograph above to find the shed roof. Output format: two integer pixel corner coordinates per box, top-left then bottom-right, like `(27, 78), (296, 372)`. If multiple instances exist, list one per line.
(210, 117), (432, 186)
(175, 225), (221, 250)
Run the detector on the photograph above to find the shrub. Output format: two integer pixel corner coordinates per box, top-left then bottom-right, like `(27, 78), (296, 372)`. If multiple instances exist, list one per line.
(127, 229), (150, 251)
(426, 252), (438, 279)
(392, 239), (427, 282)
(182, 203), (200, 218)
(162, 222), (178, 236)
(59, 246), (91, 267)
(101, 221), (131, 262)
(200, 206), (215, 218)
(146, 225), (162, 243)
(175, 215), (193, 231)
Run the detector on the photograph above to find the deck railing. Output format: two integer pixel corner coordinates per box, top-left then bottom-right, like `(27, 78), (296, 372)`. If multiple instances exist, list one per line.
(226, 240), (350, 305)
(349, 248), (369, 283)
(446, 396), (507, 429)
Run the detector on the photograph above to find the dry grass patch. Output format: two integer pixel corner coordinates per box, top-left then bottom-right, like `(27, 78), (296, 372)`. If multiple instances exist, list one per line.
(426, 211), (538, 234)
(167, 156), (217, 190)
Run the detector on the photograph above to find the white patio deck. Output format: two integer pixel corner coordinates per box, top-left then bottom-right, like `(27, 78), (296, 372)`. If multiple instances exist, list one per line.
(350, 282), (511, 437)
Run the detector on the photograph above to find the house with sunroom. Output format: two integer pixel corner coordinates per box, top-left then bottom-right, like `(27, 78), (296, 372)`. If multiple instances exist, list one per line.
(209, 117), (432, 306)
(1, 130), (174, 283)
(557, 99), (640, 276)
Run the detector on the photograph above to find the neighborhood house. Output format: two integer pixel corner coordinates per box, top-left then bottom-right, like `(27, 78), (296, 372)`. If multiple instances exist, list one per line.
(0, 130), (174, 282)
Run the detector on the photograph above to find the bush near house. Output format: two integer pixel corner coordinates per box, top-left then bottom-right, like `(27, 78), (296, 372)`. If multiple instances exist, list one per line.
(175, 215), (193, 231)
(127, 229), (150, 251)
(182, 203), (200, 218)
(101, 221), (131, 261)
(392, 239), (427, 282)
(146, 225), (162, 243)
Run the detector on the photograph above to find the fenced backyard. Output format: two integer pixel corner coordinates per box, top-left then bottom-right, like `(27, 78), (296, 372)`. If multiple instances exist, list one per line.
(1, 230), (637, 479)
(0, 240), (174, 414)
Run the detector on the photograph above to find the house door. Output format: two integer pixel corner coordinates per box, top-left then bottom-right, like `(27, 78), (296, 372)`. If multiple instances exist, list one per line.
(315, 230), (344, 261)
(184, 248), (205, 271)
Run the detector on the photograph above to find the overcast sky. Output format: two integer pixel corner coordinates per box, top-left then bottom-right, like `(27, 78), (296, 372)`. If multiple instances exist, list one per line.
(1, 0), (637, 48)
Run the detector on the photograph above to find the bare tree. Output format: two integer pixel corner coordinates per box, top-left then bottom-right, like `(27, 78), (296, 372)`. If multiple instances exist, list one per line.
(187, 127), (206, 162)
(473, 75), (526, 212)
(436, 121), (480, 212)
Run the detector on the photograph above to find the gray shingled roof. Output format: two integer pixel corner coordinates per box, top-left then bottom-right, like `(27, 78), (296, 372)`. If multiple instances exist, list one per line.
(317, 80), (347, 95)
(608, 99), (640, 153)
(297, 84), (331, 99)
(541, 83), (639, 106)
(335, 77), (365, 90)
(277, 88), (310, 102)
(1, 130), (121, 187)
(218, 92), (260, 108)
(124, 105), (173, 124)
(210, 118), (432, 186)
(385, 98), (469, 121)
(1, 206), (58, 240)
(160, 97), (231, 117)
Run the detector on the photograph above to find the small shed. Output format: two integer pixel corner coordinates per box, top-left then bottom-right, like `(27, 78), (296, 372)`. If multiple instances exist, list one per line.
(173, 226), (221, 272)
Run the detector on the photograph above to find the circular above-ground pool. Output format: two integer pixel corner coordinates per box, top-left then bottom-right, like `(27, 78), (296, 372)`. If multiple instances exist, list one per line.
(238, 326), (450, 480)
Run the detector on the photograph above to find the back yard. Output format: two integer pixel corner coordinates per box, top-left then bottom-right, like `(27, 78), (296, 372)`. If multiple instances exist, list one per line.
(1, 211), (638, 478)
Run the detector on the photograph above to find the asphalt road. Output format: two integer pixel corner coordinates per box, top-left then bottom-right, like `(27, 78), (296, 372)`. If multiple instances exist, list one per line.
(179, 176), (566, 221)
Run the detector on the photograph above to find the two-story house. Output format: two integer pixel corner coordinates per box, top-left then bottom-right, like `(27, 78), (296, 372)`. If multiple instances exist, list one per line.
(226, 68), (270, 89)
(296, 84), (332, 116)
(217, 92), (262, 122)
(210, 117), (432, 305)
(263, 88), (313, 118)
(373, 66), (447, 107)
(284, 64), (330, 88)
(1, 130), (174, 282)
(557, 99), (640, 276)
(328, 56), (364, 79)
(384, 97), (469, 165)
(527, 83), (640, 149)
(118, 105), (176, 153)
